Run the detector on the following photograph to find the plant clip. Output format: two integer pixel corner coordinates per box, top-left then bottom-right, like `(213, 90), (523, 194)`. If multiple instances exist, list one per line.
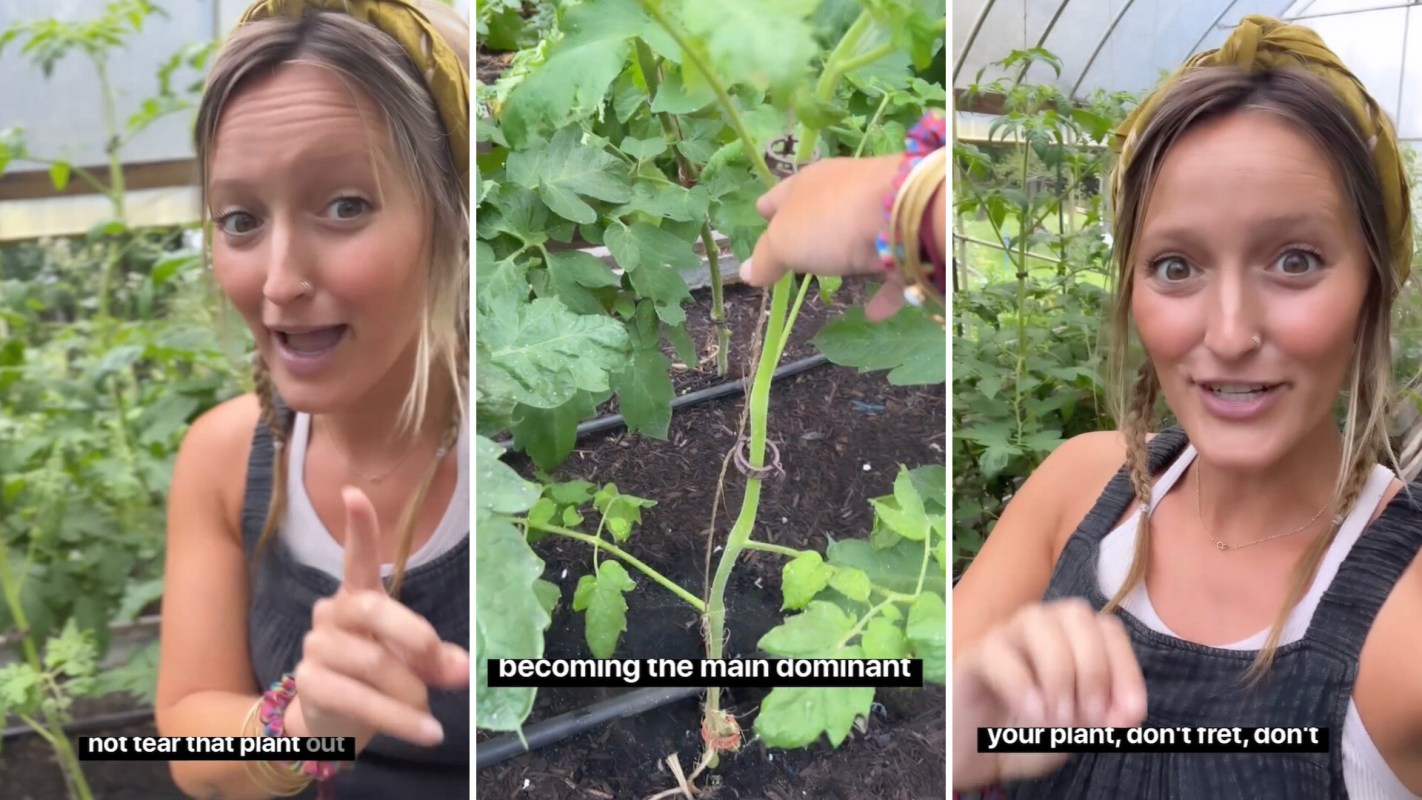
(732, 436), (784, 481)
(764, 132), (821, 179)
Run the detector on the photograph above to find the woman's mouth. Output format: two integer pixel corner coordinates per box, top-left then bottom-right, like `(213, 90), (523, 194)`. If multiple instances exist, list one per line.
(271, 325), (348, 375)
(1196, 381), (1284, 421)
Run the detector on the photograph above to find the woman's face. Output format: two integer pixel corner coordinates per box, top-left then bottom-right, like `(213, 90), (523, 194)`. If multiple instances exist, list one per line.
(207, 63), (431, 414)
(1131, 110), (1371, 470)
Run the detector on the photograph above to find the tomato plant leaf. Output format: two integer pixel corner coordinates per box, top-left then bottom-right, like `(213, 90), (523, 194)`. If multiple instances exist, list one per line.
(758, 600), (854, 657)
(828, 566), (871, 604)
(906, 591), (946, 683)
(755, 681), (875, 748)
(813, 304), (946, 385)
(543, 249), (620, 316)
(506, 126), (633, 225)
(511, 390), (599, 472)
(613, 342), (674, 440)
(781, 551), (833, 610)
(860, 616), (908, 659)
(477, 293), (630, 409)
(475, 435), (540, 517)
(870, 466), (929, 541)
(611, 182), (710, 223)
(572, 560), (636, 658)
(605, 221), (697, 325)
(499, 0), (669, 147)
(680, 0), (821, 94)
(826, 538), (944, 597)
(475, 515), (550, 730)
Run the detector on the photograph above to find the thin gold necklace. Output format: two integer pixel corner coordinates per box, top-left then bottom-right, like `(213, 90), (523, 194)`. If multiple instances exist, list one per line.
(322, 423), (424, 485)
(1193, 465), (1334, 551)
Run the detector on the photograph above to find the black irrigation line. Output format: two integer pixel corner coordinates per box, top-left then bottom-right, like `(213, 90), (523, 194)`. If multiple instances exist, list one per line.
(3, 707), (156, 742)
(498, 352), (833, 451)
(476, 686), (703, 770)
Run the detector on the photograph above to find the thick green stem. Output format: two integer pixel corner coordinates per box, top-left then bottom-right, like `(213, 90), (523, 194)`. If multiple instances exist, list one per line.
(796, 10), (885, 165)
(637, 0), (777, 187)
(633, 38), (730, 376)
(528, 521), (706, 613)
(704, 272), (793, 717)
(700, 222), (730, 376)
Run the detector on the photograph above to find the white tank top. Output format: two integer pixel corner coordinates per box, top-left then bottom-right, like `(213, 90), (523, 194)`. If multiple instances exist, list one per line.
(1097, 444), (1419, 800)
(280, 412), (469, 578)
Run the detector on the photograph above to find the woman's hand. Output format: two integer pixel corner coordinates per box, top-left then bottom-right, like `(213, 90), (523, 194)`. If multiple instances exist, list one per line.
(952, 598), (1149, 788)
(287, 487), (469, 750)
(740, 155), (910, 321)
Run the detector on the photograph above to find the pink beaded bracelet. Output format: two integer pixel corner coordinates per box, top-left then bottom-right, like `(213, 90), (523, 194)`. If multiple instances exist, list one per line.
(875, 111), (948, 295)
(259, 673), (351, 796)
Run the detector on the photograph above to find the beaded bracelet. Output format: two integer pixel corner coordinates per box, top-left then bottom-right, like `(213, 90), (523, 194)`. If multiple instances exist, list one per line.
(258, 673), (351, 797)
(875, 110), (948, 306)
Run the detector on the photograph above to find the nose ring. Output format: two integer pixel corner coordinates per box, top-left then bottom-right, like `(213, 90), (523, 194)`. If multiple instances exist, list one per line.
(1250, 334), (1262, 350)
(300, 280), (312, 295)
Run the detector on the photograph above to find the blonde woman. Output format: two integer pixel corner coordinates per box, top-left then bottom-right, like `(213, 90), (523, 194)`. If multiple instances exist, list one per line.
(953, 17), (1422, 800)
(154, 2), (469, 798)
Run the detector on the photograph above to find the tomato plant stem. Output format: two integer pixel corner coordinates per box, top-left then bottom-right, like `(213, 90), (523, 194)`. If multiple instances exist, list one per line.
(527, 521), (706, 613)
(704, 271), (792, 718)
(700, 222), (730, 376)
(637, 0), (777, 188)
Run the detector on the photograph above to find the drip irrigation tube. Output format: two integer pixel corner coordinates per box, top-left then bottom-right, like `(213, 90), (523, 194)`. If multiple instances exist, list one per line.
(476, 685), (703, 770)
(3, 707), (155, 742)
(499, 353), (832, 451)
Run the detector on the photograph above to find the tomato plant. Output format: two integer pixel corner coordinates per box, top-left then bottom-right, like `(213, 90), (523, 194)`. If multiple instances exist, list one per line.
(474, 0), (947, 772)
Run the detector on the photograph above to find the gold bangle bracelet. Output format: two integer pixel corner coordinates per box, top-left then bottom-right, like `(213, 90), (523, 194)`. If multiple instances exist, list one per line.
(888, 148), (947, 318)
(240, 698), (312, 796)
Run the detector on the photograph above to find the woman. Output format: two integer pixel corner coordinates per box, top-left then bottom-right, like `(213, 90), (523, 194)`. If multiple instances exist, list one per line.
(952, 17), (1421, 800)
(153, 1), (470, 798)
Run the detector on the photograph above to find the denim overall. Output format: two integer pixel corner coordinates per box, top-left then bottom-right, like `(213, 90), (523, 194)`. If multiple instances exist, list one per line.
(241, 410), (470, 799)
(1005, 429), (1422, 800)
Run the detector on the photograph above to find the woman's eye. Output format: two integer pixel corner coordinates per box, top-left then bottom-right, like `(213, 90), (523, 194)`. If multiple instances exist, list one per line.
(1274, 249), (1321, 275)
(327, 197), (369, 220)
(1152, 256), (1193, 282)
(217, 212), (258, 235)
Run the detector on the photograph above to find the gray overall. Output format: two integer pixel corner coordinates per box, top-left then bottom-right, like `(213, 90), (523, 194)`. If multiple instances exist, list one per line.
(240, 411), (470, 799)
(1005, 429), (1422, 799)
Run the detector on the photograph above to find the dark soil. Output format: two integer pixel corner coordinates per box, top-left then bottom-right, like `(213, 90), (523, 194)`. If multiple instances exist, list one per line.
(1, 695), (185, 800)
(478, 283), (947, 799)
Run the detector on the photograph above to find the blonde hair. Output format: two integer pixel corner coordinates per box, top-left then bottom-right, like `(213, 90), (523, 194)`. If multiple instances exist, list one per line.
(195, 5), (469, 593)
(1104, 67), (1400, 684)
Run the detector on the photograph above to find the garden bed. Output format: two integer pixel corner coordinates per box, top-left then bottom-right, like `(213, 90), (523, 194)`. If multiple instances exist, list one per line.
(478, 282), (947, 799)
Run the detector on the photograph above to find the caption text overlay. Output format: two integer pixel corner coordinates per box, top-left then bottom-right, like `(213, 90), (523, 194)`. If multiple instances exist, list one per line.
(77, 736), (358, 762)
(978, 726), (1330, 754)
(487, 658), (924, 688)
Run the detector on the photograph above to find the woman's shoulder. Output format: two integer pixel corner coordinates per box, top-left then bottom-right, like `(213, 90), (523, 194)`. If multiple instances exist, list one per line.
(171, 393), (263, 521)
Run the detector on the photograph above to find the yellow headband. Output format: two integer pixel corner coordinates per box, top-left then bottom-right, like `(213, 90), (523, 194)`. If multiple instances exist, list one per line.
(1112, 15), (1412, 285)
(238, 0), (469, 185)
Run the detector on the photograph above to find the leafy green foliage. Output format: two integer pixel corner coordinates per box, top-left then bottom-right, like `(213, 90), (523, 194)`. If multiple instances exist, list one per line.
(754, 465), (945, 747)
(572, 561), (636, 658)
(952, 49), (1134, 576)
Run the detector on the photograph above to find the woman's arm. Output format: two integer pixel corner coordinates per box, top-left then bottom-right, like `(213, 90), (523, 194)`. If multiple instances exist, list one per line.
(154, 394), (295, 800)
(953, 431), (1133, 790)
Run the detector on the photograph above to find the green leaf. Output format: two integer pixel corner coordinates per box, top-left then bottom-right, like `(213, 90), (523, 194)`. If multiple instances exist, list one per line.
(533, 578), (561, 616)
(681, 0), (821, 94)
(612, 344), (674, 439)
(594, 485), (655, 542)
(781, 552), (833, 610)
(826, 538), (945, 597)
(648, 65), (716, 114)
(548, 480), (597, 507)
(543, 250), (620, 316)
(605, 221), (697, 325)
(475, 515), (550, 731)
(755, 682), (875, 748)
(506, 127), (632, 224)
(499, 0), (669, 147)
(612, 182), (710, 223)
(571, 561), (636, 658)
(870, 467), (929, 541)
(48, 160), (70, 190)
(511, 390), (598, 472)
(813, 304), (946, 385)
(476, 293), (630, 409)
(758, 600), (855, 657)
(860, 616), (908, 659)
(906, 591), (946, 684)
(474, 435), (540, 518)
(0, 663), (43, 714)
(815, 275), (842, 304)
(828, 566), (871, 604)
(620, 135), (668, 161)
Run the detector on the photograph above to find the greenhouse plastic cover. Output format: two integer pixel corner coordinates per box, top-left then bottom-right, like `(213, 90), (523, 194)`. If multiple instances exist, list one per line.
(953, 0), (1422, 141)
